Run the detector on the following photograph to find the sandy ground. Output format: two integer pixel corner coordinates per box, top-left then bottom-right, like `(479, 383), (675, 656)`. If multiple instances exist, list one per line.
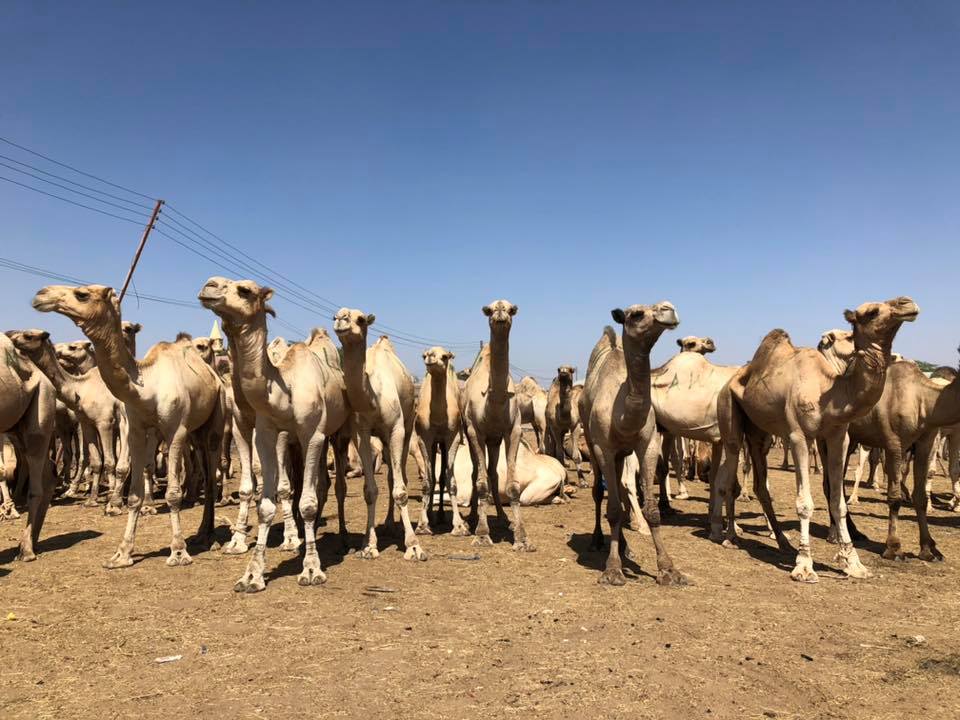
(2, 444), (960, 720)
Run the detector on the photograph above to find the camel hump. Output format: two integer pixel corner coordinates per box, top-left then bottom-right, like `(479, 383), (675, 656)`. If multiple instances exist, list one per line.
(748, 329), (794, 367)
(140, 341), (176, 367)
(585, 325), (621, 378)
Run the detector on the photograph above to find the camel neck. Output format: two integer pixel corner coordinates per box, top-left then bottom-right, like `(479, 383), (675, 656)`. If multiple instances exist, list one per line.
(842, 343), (888, 416)
(487, 329), (510, 397)
(83, 319), (142, 406)
(33, 343), (80, 407)
(341, 339), (377, 413)
(225, 314), (280, 411)
(428, 370), (448, 419)
(622, 334), (651, 427)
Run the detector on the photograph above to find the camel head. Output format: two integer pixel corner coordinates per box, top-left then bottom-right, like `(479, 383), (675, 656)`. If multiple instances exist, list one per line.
(556, 365), (575, 388)
(192, 336), (215, 365)
(677, 336), (715, 354)
(5, 329), (51, 359)
(333, 308), (375, 346)
(422, 346), (454, 377)
(611, 301), (680, 352)
(32, 284), (122, 341)
(198, 277), (276, 329)
(843, 296), (919, 356)
(482, 300), (518, 334)
(214, 356), (232, 377)
(121, 321), (141, 356)
(818, 328), (856, 374)
(267, 336), (289, 365)
(55, 340), (93, 371)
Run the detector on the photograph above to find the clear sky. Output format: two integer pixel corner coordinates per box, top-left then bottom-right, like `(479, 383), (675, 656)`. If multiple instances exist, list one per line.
(2, 1), (958, 381)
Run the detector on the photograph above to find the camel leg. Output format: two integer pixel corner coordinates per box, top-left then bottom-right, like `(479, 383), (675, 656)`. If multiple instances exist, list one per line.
(595, 447), (626, 585)
(623, 456), (649, 535)
(656, 433), (674, 513)
(224, 418), (254, 554)
(234, 422), (279, 592)
(948, 433), (960, 512)
(296, 430), (329, 586)
(849, 445), (869, 505)
(571, 423), (587, 488)
(786, 433), (818, 582)
(447, 434), (468, 535)
(357, 429), (381, 559)
(505, 421), (533, 552)
(748, 432), (789, 550)
(487, 439), (510, 527)
(822, 431), (870, 578)
(671, 436), (689, 499)
(275, 433), (301, 552)
(390, 424), (427, 562)
(381, 440), (398, 535)
(638, 434), (686, 586)
(161, 427), (192, 567)
(103, 426), (147, 569)
(466, 424), (493, 546)
(882, 443), (905, 560)
(415, 433), (434, 535)
(195, 406), (224, 552)
(82, 424), (111, 509)
(11, 419), (52, 561)
(912, 434), (942, 561)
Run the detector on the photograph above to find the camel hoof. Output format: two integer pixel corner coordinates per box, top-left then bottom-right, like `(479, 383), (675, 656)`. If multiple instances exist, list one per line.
(166, 549), (193, 567)
(103, 553), (134, 569)
(513, 540), (536, 553)
(297, 566), (327, 586)
(919, 546), (944, 562)
(82, 499), (99, 508)
(414, 523), (433, 536)
(222, 537), (249, 555)
(578, 480), (590, 489)
(657, 568), (689, 587)
(881, 546), (905, 561)
(234, 574), (265, 593)
(848, 496), (859, 506)
(450, 525), (471, 537)
(790, 567), (819, 584)
(471, 534), (494, 547)
(104, 505), (123, 517)
(359, 546), (380, 560)
(826, 528), (839, 545)
(404, 544), (428, 561)
(674, 491), (689, 501)
(598, 568), (627, 586)
(17, 550), (37, 562)
(139, 505), (157, 516)
(279, 537), (302, 553)
(721, 538), (738, 550)
(733, 522), (744, 537)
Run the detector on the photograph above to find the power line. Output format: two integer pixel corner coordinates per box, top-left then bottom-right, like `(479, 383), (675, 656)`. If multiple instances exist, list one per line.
(0, 174), (147, 226)
(0, 136), (155, 201)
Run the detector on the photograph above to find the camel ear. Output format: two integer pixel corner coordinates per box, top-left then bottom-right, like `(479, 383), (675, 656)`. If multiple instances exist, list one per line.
(843, 309), (857, 324)
(508, 305), (518, 316)
(365, 313), (376, 327)
(3, 331), (14, 339)
(818, 332), (834, 349)
(264, 304), (276, 318)
(40, 331), (50, 342)
(446, 351), (455, 361)
(611, 308), (626, 324)
(130, 323), (142, 334)
(260, 287), (274, 302)
(482, 305), (493, 317)
(422, 351), (428, 361)
(83, 342), (93, 353)
(676, 338), (683, 348)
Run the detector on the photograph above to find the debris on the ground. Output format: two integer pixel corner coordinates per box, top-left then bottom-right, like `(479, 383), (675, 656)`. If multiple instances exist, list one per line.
(5, 612), (16, 621)
(154, 655), (182, 664)
(363, 586), (398, 593)
(905, 634), (926, 647)
(447, 552), (481, 561)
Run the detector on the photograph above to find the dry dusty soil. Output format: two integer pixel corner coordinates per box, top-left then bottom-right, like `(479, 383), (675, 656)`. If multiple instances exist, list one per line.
(2, 444), (960, 720)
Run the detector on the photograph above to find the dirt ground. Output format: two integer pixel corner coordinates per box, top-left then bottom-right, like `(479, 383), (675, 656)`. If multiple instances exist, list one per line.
(2, 443), (960, 720)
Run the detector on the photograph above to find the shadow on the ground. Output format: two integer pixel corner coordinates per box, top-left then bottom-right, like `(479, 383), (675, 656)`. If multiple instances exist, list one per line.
(0, 529), (102, 566)
(566, 531), (656, 582)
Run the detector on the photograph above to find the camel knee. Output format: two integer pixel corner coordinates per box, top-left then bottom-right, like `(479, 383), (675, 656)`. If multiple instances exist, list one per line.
(165, 486), (183, 509)
(642, 506), (662, 526)
(392, 487), (408, 507)
(506, 482), (521, 503)
(476, 480), (490, 501)
(258, 497), (277, 525)
(363, 485), (377, 505)
(795, 498), (814, 519)
(299, 497), (318, 521)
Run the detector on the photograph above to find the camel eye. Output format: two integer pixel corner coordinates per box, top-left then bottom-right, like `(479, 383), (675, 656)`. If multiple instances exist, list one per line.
(74, 290), (90, 301)
(237, 286), (252, 297)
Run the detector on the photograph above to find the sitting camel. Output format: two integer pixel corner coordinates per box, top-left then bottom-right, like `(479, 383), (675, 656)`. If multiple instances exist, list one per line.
(579, 302), (686, 586)
(200, 278), (352, 591)
(33, 284), (225, 568)
(333, 315), (424, 561)
(713, 297), (919, 582)
(515, 376), (548, 452)
(0, 332), (56, 560)
(544, 365), (586, 488)
(414, 346), (464, 535)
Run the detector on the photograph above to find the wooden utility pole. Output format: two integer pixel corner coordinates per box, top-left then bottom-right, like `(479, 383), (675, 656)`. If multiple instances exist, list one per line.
(119, 198), (164, 303)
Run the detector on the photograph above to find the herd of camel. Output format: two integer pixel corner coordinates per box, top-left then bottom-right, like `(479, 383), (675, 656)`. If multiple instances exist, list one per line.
(1, 280), (958, 591)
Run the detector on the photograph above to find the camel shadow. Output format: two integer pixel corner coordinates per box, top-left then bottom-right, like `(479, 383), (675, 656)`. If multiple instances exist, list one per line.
(0, 529), (102, 565)
(268, 531), (355, 581)
(566, 532), (656, 582)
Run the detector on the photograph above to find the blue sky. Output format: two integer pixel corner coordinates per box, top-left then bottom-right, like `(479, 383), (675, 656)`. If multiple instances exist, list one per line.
(2, 1), (958, 380)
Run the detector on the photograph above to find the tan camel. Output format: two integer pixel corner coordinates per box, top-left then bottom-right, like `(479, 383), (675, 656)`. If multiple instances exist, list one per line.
(33, 284), (225, 568)
(413, 346), (464, 535)
(460, 300), (533, 551)
(516, 376), (548, 452)
(579, 302), (686, 586)
(845, 350), (960, 561)
(334, 313), (424, 561)
(676, 336), (716, 354)
(56, 340), (95, 373)
(199, 278), (352, 590)
(927, 364), (960, 511)
(120, 321), (142, 356)
(712, 297), (919, 583)
(7, 330), (128, 513)
(0, 332), (56, 560)
(544, 366), (586, 488)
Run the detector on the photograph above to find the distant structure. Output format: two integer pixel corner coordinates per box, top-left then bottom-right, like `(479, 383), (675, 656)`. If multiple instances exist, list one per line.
(210, 319), (226, 355)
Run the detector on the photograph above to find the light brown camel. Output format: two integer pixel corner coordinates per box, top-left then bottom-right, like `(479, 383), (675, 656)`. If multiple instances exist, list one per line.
(515, 376), (548, 452)
(0, 333), (56, 560)
(334, 313), (424, 561)
(33, 284), (225, 568)
(414, 346), (464, 535)
(56, 340), (95, 373)
(844, 351), (960, 561)
(54, 341), (95, 494)
(199, 278), (352, 590)
(578, 302), (686, 586)
(927, 364), (960, 511)
(676, 336), (716, 355)
(544, 365), (586, 488)
(460, 300), (533, 551)
(712, 297), (919, 583)
(7, 330), (127, 513)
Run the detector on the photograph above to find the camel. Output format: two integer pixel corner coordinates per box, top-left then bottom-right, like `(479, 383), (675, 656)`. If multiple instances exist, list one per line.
(333, 312), (425, 561)
(544, 365), (586, 488)
(0, 332), (56, 560)
(414, 346), (464, 535)
(459, 300), (533, 551)
(515, 376), (548, 452)
(0, 434), (19, 520)
(33, 284), (225, 568)
(844, 350), (960, 561)
(677, 336), (716, 354)
(120, 321), (141, 355)
(579, 301), (686, 586)
(926, 365), (959, 511)
(712, 296), (919, 583)
(56, 340), (95, 373)
(199, 278), (352, 590)
(438, 437), (565, 506)
(6, 330), (128, 513)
